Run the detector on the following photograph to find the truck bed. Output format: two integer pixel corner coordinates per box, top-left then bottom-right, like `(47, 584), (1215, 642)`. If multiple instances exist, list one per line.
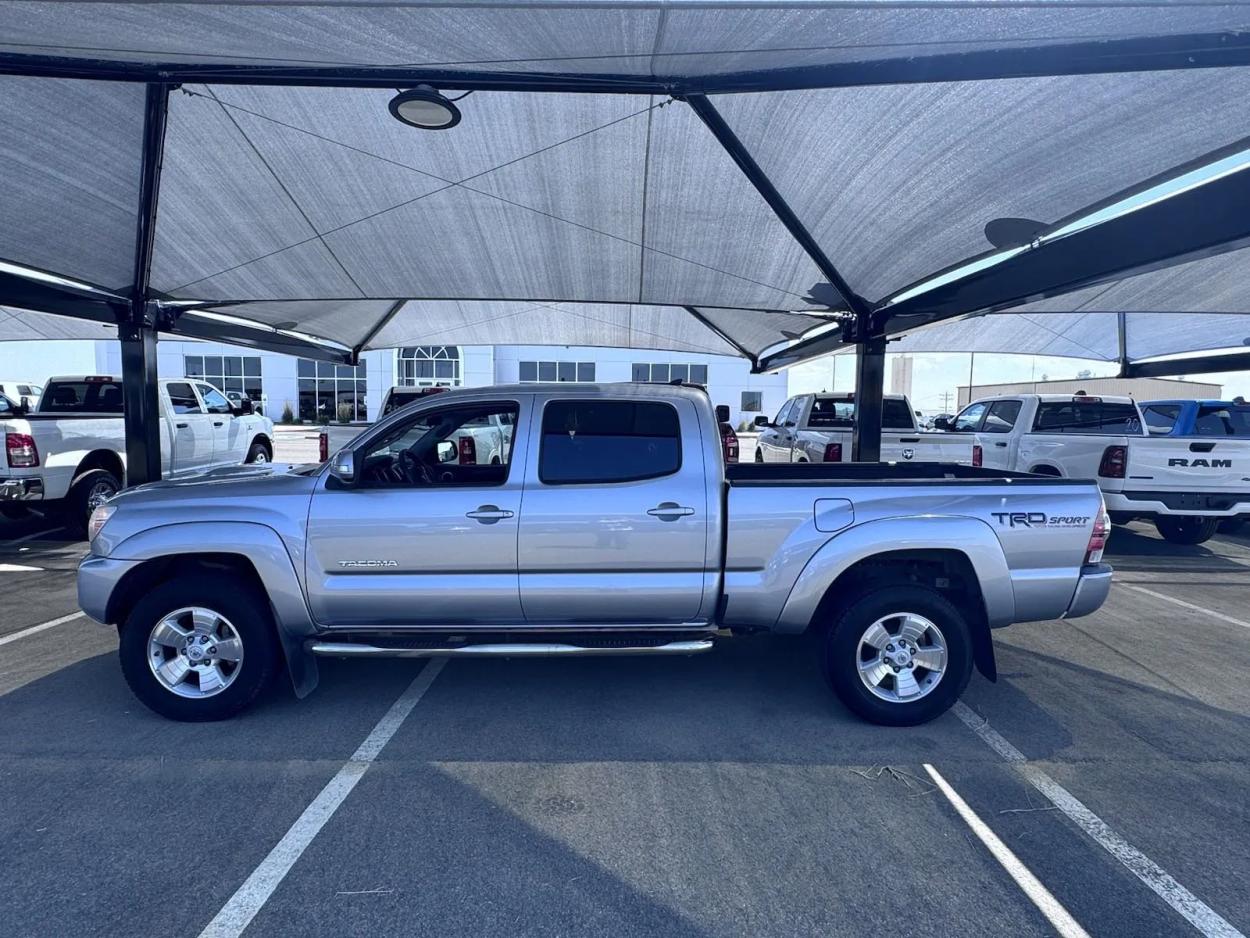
(726, 462), (1079, 485)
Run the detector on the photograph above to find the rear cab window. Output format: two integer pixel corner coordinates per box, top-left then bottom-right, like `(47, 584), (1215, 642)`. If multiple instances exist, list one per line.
(807, 398), (854, 428)
(1032, 400), (1141, 434)
(882, 399), (914, 430)
(38, 379), (125, 413)
(539, 400), (681, 484)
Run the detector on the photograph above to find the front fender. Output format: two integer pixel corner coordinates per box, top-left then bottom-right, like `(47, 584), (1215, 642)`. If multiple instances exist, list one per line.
(106, 521), (318, 697)
(774, 515), (1015, 633)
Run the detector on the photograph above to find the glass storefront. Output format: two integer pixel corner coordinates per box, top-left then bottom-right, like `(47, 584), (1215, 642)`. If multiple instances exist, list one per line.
(398, 346), (461, 386)
(297, 359), (368, 422)
(185, 355), (262, 401)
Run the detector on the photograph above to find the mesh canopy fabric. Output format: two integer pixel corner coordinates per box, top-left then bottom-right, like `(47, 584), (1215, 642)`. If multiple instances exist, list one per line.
(713, 68), (1250, 303)
(1, 3), (1246, 75)
(0, 76), (144, 289)
(0, 306), (118, 342)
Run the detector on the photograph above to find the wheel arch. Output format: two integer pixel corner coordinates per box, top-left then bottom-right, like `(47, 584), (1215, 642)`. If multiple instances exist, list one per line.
(73, 449), (125, 486)
(1028, 463), (1063, 476)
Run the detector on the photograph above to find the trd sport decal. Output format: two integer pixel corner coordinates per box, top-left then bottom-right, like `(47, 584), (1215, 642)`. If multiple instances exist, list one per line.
(991, 512), (1090, 528)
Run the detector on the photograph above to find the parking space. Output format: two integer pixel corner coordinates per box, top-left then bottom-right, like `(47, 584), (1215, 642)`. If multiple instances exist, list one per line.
(2, 520), (1248, 937)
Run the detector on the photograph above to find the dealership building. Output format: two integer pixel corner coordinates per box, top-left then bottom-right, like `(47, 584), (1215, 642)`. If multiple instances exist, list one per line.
(0, 338), (788, 427)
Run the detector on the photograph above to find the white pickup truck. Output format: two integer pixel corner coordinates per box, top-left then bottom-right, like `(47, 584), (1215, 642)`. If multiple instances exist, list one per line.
(943, 393), (1250, 545)
(755, 393), (974, 464)
(0, 375), (274, 533)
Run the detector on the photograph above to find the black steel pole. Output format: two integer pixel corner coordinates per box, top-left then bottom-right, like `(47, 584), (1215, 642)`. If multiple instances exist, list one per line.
(852, 334), (886, 463)
(122, 83), (170, 487)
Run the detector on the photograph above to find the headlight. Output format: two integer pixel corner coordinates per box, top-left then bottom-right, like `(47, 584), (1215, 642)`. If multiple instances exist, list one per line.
(88, 504), (117, 543)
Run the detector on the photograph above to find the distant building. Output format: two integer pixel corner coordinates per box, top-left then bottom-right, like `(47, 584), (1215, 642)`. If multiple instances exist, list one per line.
(957, 376), (1222, 408)
(3, 338), (786, 426)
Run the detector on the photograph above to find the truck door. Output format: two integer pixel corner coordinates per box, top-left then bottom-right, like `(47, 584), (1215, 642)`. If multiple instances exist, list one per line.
(977, 399), (1022, 469)
(758, 399), (799, 462)
(195, 383), (236, 465)
(164, 382), (215, 475)
(305, 398), (526, 626)
(518, 396), (709, 624)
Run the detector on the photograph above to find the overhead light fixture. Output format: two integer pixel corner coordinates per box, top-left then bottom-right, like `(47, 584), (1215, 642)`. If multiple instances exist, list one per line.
(388, 85), (462, 130)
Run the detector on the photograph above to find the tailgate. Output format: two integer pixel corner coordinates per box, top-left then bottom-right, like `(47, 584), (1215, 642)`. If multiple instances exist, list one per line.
(1127, 438), (1250, 491)
(881, 432), (974, 464)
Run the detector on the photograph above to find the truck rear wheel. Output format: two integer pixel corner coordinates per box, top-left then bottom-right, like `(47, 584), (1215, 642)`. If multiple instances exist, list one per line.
(1155, 516), (1219, 545)
(64, 468), (121, 537)
(119, 574), (279, 721)
(821, 586), (973, 726)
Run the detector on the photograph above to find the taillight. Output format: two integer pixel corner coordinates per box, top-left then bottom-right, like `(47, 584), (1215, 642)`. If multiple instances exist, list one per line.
(1098, 445), (1127, 479)
(6, 432), (39, 468)
(972, 444), (983, 467)
(722, 428), (738, 464)
(318, 429), (329, 462)
(1086, 501), (1110, 564)
(823, 442), (843, 463)
(459, 435), (476, 464)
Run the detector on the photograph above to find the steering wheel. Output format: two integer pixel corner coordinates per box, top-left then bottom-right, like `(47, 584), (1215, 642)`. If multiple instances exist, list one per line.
(397, 449), (437, 485)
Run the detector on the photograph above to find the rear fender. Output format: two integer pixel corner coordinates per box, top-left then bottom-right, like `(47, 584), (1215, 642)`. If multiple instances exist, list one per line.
(775, 516), (1015, 633)
(106, 522), (318, 697)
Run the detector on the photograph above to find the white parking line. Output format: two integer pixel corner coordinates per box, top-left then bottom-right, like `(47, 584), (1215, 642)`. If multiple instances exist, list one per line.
(923, 763), (1090, 938)
(4, 526), (66, 545)
(1120, 584), (1250, 632)
(197, 658), (447, 938)
(0, 611), (85, 647)
(953, 703), (1245, 938)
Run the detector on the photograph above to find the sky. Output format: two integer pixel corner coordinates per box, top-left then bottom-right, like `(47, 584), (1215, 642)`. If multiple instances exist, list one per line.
(787, 352), (1250, 415)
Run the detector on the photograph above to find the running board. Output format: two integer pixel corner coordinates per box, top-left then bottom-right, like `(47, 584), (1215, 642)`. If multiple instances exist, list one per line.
(308, 639), (714, 659)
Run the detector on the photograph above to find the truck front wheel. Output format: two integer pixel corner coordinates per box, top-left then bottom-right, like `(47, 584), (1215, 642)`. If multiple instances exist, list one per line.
(1155, 516), (1219, 545)
(65, 468), (121, 536)
(821, 586), (973, 726)
(119, 575), (280, 721)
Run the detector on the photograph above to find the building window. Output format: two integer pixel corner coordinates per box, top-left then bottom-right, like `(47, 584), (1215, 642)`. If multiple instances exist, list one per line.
(185, 355), (262, 402)
(518, 360), (596, 383)
(631, 362), (708, 385)
(297, 359), (367, 422)
(398, 346), (461, 387)
(741, 391), (763, 413)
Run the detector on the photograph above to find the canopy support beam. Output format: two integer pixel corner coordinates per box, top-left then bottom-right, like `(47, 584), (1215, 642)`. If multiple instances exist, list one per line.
(1126, 352), (1250, 379)
(1115, 312), (1129, 377)
(684, 94), (867, 318)
(682, 306), (758, 367)
(120, 82), (170, 488)
(851, 327), (886, 463)
(352, 299), (408, 363)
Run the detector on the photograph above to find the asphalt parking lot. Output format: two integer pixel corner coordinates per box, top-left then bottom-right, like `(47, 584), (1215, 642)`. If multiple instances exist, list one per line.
(3, 495), (1249, 937)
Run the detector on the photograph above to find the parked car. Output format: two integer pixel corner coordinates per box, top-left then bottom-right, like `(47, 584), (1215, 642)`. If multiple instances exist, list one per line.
(0, 375), (274, 533)
(942, 393), (1250, 544)
(79, 383), (1111, 725)
(755, 393), (974, 464)
(0, 380), (43, 411)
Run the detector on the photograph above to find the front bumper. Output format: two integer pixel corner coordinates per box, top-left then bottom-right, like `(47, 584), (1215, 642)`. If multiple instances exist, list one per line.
(77, 554), (141, 624)
(1105, 491), (1250, 517)
(1063, 562), (1113, 619)
(0, 477), (44, 501)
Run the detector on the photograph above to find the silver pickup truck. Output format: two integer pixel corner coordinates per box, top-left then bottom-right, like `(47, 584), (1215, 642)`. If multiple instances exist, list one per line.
(78, 384), (1112, 725)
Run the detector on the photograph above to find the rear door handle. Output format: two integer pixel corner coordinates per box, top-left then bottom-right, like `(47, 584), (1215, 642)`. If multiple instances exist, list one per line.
(900, 437), (920, 443)
(466, 505), (514, 524)
(176, 422), (188, 429)
(648, 502), (695, 520)
(994, 441), (1008, 447)
(213, 421), (224, 427)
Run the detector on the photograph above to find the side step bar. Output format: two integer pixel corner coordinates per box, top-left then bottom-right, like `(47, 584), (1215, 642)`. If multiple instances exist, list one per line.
(309, 639), (714, 659)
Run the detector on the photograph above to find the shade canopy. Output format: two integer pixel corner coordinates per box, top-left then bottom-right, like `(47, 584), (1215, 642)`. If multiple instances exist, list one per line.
(4, 2), (1250, 369)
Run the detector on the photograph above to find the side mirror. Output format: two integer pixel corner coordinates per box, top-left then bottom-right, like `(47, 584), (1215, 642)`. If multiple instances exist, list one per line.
(231, 399), (254, 416)
(753, 415), (770, 429)
(715, 404), (730, 423)
(329, 450), (356, 485)
(933, 416), (951, 431)
(436, 440), (457, 463)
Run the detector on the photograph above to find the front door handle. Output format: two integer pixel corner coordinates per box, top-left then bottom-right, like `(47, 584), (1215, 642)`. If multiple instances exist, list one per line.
(994, 441), (1008, 447)
(466, 505), (514, 524)
(647, 502), (695, 521)
(175, 422), (188, 429)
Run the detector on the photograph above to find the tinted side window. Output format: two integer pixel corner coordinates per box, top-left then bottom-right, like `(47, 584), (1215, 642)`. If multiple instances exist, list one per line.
(540, 400), (681, 484)
(783, 398), (804, 427)
(167, 383), (202, 415)
(1033, 402), (1141, 433)
(772, 400), (794, 427)
(983, 400), (1022, 433)
(952, 402), (987, 432)
(807, 398), (854, 428)
(40, 381), (125, 413)
(882, 399), (914, 429)
(1143, 404), (1180, 435)
(197, 384), (231, 415)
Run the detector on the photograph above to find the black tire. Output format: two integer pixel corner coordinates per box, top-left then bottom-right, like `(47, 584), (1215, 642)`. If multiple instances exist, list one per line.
(119, 574), (280, 721)
(1217, 517), (1245, 535)
(245, 440), (272, 464)
(1155, 516), (1219, 545)
(821, 585), (974, 726)
(64, 468), (121, 537)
